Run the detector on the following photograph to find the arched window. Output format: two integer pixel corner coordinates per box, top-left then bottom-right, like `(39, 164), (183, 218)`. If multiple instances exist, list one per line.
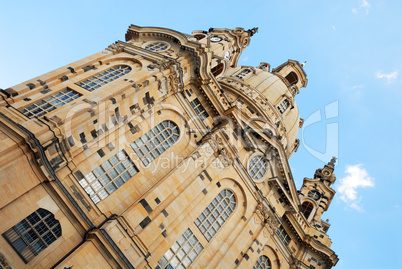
(253, 255), (271, 269)
(301, 201), (314, 220)
(193, 34), (206, 40)
(78, 150), (139, 204)
(285, 71), (298, 85)
(235, 69), (251, 79)
(248, 155), (268, 180)
(277, 99), (290, 114)
(144, 42), (169, 52)
(211, 63), (224, 77)
(131, 120), (180, 166)
(77, 65), (131, 91)
(194, 189), (236, 241)
(2, 209), (61, 263)
(308, 190), (321, 200)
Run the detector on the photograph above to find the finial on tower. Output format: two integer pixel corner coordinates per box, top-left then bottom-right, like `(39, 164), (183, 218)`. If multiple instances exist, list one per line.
(301, 60), (308, 67)
(248, 27), (259, 36)
(328, 157), (337, 167)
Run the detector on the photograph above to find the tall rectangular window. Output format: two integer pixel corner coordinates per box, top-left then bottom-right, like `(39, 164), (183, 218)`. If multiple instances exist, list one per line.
(276, 225), (291, 245)
(77, 150), (138, 204)
(21, 89), (81, 118)
(189, 98), (209, 121)
(155, 229), (203, 269)
(277, 99), (290, 114)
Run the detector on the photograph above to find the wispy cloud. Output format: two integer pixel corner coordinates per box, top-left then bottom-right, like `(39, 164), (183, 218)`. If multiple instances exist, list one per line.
(337, 164), (374, 211)
(376, 71), (398, 83)
(352, 0), (371, 15)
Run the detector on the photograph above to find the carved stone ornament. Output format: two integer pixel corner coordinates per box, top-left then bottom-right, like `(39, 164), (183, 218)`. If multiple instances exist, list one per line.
(149, 59), (170, 71)
(217, 148), (233, 167)
(255, 203), (277, 235)
(256, 203), (270, 221)
(198, 132), (233, 168)
(158, 77), (169, 95)
(106, 43), (124, 55)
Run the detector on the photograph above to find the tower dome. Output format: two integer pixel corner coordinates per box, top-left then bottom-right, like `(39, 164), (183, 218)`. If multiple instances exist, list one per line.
(220, 60), (307, 157)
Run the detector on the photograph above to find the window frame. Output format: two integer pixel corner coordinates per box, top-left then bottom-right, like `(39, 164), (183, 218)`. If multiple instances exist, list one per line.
(78, 149), (139, 204)
(235, 68), (252, 79)
(189, 98), (209, 121)
(155, 228), (203, 269)
(131, 120), (180, 166)
(277, 98), (290, 114)
(300, 201), (315, 220)
(76, 65), (131, 92)
(247, 153), (269, 182)
(142, 41), (170, 52)
(194, 189), (236, 242)
(276, 225), (291, 246)
(253, 255), (271, 269)
(2, 209), (62, 264)
(20, 88), (81, 118)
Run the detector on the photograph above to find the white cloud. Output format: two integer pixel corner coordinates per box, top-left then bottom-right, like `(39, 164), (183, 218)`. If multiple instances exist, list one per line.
(352, 0), (371, 15)
(361, 0), (370, 8)
(352, 84), (364, 89)
(376, 71), (398, 83)
(332, 25), (336, 31)
(337, 164), (374, 211)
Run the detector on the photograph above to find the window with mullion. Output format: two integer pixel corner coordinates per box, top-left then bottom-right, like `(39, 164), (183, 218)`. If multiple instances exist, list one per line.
(2, 208), (61, 263)
(189, 98), (209, 121)
(155, 229), (203, 269)
(194, 189), (236, 242)
(276, 225), (291, 245)
(144, 42), (169, 52)
(235, 69), (251, 79)
(76, 65), (131, 91)
(301, 201), (314, 219)
(248, 155), (268, 180)
(131, 120), (180, 166)
(78, 150), (138, 204)
(277, 99), (290, 114)
(253, 255), (271, 269)
(21, 89), (81, 118)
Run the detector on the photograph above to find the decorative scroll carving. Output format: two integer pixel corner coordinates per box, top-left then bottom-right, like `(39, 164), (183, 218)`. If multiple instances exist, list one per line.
(255, 203), (278, 236)
(158, 77), (169, 95)
(198, 131), (233, 168)
(217, 148), (233, 167)
(106, 43), (124, 55)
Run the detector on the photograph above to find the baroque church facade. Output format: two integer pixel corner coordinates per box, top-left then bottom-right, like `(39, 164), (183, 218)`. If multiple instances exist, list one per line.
(0, 25), (338, 268)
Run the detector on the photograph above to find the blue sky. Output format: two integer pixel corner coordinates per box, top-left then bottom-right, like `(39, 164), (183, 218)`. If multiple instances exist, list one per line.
(1, 1), (401, 268)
